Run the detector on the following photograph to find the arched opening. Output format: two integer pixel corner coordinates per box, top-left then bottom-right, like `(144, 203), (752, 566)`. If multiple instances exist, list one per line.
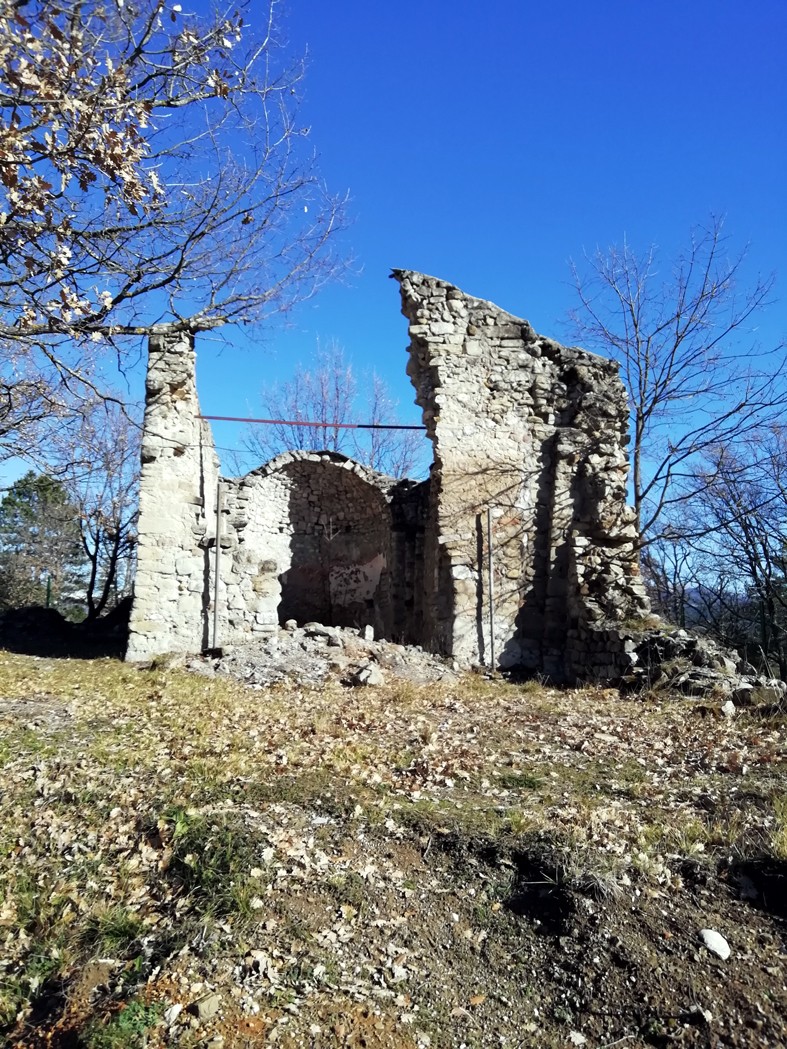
(277, 458), (394, 637)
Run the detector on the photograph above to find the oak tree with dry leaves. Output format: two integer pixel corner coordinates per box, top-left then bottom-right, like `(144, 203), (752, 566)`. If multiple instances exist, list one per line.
(0, 0), (345, 452)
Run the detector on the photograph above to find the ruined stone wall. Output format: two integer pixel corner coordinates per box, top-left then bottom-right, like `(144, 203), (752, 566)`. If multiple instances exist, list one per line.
(220, 453), (426, 643)
(126, 330), (219, 660)
(127, 329), (428, 659)
(389, 478), (429, 644)
(395, 271), (649, 679)
(128, 277), (649, 679)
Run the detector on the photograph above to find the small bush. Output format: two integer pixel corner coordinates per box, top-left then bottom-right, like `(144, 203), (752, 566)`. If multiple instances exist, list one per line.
(80, 998), (163, 1049)
(163, 807), (270, 919)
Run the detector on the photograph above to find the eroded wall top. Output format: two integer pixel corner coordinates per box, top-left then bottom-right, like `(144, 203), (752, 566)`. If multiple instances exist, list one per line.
(394, 270), (649, 678)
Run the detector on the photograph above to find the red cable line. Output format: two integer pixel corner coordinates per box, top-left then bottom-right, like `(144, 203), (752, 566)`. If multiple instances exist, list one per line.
(199, 415), (426, 431)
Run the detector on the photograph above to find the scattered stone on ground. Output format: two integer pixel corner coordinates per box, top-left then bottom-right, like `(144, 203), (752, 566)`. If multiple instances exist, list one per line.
(188, 991), (222, 1022)
(187, 623), (460, 689)
(2, 652), (787, 1048)
(623, 625), (787, 702)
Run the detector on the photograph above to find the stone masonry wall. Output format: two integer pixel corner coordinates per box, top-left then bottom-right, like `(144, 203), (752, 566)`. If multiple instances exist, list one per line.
(218, 453), (427, 645)
(128, 279), (651, 681)
(126, 330), (219, 660)
(395, 270), (650, 679)
(128, 279), (765, 694)
(127, 326), (428, 660)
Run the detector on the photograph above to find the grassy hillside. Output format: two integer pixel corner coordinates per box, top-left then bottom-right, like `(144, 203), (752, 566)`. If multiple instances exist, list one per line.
(1, 653), (785, 1047)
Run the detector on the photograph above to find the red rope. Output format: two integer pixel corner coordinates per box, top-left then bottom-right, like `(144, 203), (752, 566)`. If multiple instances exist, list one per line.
(199, 415), (426, 431)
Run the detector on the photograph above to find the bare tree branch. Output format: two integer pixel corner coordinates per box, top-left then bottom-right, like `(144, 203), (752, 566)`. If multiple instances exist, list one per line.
(0, 0), (347, 457)
(568, 216), (784, 544)
(242, 341), (427, 479)
(644, 430), (787, 675)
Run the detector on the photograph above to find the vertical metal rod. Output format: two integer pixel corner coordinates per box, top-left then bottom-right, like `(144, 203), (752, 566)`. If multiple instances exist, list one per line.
(213, 481), (224, 650)
(487, 506), (495, 669)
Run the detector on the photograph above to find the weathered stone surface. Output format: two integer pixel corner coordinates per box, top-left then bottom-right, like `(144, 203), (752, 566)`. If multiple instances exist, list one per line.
(126, 275), (756, 695)
(191, 625), (458, 688)
(751, 679), (787, 705)
(126, 330), (219, 661)
(188, 991), (222, 1021)
(392, 270), (649, 679)
(350, 662), (385, 687)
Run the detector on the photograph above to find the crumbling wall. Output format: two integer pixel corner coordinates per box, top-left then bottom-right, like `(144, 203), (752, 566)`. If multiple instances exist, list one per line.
(128, 276), (650, 680)
(389, 478), (430, 644)
(126, 328), (428, 660)
(126, 330), (219, 661)
(220, 452), (426, 642)
(394, 270), (650, 679)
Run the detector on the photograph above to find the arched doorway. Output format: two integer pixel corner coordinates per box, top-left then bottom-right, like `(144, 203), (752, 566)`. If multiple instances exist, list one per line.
(277, 457), (394, 637)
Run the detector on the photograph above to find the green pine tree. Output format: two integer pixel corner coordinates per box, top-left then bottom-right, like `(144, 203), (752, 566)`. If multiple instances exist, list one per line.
(0, 472), (86, 614)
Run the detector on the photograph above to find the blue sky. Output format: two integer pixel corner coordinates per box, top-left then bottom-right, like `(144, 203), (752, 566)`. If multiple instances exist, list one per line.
(197, 0), (786, 470)
(4, 0), (783, 486)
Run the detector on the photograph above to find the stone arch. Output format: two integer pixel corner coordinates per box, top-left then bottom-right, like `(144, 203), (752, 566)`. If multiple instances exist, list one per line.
(272, 454), (395, 636)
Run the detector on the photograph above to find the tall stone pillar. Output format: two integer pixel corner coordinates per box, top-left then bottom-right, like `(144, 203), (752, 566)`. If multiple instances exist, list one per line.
(126, 329), (219, 660)
(394, 270), (649, 679)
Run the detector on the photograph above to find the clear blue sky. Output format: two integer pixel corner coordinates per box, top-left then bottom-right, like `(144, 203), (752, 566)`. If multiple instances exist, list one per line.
(198, 0), (786, 470)
(6, 0), (782, 485)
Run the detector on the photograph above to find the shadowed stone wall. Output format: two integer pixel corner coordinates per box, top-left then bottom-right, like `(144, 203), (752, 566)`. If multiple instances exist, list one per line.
(394, 270), (650, 679)
(217, 452), (427, 645)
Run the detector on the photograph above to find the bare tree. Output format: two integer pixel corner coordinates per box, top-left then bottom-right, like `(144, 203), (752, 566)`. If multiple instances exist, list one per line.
(245, 341), (357, 458)
(641, 536), (695, 629)
(242, 341), (426, 478)
(670, 433), (787, 675)
(44, 401), (140, 620)
(0, 0), (346, 453)
(360, 373), (425, 478)
(639, 428), (787, 673)
(569, 217), (784, 543)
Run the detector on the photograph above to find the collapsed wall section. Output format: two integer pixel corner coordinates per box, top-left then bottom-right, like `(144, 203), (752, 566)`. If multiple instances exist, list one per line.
(126, 329), (428, 661)
(394, 270), (649, 680)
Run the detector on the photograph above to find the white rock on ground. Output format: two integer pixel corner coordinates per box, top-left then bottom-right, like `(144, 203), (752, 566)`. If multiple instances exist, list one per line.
(188, 991), (222, 1021)
(699, 928), (731, 960)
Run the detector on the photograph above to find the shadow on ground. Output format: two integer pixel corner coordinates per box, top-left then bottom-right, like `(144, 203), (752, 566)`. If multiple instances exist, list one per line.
(728, 858), (787, 922)
(0, 601), (130, 660)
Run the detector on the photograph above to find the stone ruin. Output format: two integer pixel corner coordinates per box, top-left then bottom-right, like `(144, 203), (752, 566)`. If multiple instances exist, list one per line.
(126, 270), (667, 684)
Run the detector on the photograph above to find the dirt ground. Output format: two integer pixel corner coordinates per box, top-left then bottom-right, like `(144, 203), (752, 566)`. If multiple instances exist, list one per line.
(0, 650), (785, 1048)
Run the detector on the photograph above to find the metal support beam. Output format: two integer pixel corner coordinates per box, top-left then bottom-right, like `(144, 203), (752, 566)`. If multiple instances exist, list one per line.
(487, 506), (495, 669)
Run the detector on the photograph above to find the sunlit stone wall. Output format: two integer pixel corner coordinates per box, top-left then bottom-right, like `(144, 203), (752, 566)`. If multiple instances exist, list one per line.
(395, 270), (650, 679)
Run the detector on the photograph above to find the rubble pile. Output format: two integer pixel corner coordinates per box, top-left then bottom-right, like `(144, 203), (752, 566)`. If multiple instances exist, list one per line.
(187, 621), (460, 689)
(621, 626), (787, 705)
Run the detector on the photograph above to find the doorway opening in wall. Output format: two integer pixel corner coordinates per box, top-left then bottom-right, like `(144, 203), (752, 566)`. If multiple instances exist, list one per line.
(277, 457), (396, 639)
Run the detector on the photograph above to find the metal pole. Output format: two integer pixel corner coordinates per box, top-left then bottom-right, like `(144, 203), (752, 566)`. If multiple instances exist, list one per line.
(213, 481), (224, 650)
(487, 506), (495, 669)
